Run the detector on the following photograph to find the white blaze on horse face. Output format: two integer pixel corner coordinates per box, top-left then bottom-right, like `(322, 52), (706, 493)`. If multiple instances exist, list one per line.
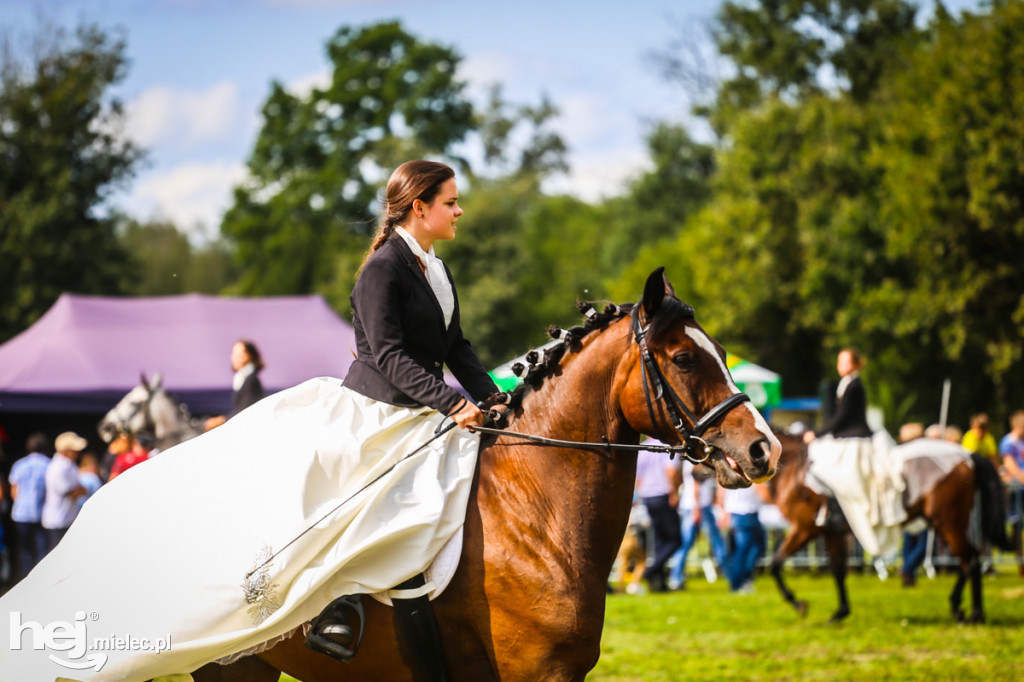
(683, 326), (779, 448)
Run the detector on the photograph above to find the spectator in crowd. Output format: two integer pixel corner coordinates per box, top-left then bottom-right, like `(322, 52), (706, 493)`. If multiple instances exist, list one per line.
(669, 461), (725, 590)
(98, 432), (132, 483)
(999, 410), (1024, 577)
(613, 501), (649, 595)
(77, 454), (102, 511)
(961, 413), (1000, 573)
(897, 423), (930, 587)
(635, 444), (682, 592)
(42, 432), (88, 550)
(722, 483), (768, 593)
(8, 433), (51, 579)
(204, 339), (266, 431)
(962, 413), (999, 471)
(109, 433), (154, 482)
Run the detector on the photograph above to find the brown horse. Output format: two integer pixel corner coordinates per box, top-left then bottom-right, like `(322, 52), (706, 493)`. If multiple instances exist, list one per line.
(187, 268), (781, 682)
(766, 430), (1010, 624)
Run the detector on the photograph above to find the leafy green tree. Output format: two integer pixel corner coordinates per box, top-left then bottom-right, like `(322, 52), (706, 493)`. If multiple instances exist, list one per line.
(117, 218), (236, 296)
(709, 0), (918, 128)
(856, 1), (1024, 422)
(632, 1), (1024, 428)
(0, 22), (141, 341)
(221, 21), (475, 309)
(600, 123), (715, 275)
(473, 85), (568, 182)
(443, 178), (614, 367)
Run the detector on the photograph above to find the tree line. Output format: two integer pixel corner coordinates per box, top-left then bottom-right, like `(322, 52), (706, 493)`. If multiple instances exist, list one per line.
(3, 2), (1023, 431)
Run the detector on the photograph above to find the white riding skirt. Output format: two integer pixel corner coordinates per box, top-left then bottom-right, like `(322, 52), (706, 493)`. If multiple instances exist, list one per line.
(807, 432), (906, 557)
(0, 378), (480, 681)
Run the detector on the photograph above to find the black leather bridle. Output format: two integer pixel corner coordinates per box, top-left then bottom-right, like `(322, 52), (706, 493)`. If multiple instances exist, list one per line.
(630, 304), (751, 462)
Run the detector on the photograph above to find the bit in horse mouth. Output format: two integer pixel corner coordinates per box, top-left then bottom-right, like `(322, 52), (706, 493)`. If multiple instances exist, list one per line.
(721, 452), (752, 484)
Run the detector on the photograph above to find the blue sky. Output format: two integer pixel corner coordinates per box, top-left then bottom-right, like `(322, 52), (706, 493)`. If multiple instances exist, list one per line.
(1, 0), (981, 238)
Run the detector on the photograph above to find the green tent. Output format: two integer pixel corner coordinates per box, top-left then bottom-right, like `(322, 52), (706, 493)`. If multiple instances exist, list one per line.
(726, 354), (782, 409)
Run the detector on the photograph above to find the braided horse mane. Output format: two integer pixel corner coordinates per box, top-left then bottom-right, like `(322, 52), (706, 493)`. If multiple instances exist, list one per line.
(481, 301), (634, 415)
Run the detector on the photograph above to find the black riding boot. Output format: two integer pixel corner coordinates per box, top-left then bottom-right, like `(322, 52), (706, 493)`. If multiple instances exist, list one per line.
(304, 594), (365, 662)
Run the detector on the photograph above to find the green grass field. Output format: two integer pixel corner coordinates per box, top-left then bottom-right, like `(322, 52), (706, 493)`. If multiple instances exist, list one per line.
(282, 568), (1024, 681)
(594, 568), (1024, 681)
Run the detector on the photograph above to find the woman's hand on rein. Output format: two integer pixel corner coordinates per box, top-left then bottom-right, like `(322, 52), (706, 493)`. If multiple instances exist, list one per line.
(449, 399), (485, 429)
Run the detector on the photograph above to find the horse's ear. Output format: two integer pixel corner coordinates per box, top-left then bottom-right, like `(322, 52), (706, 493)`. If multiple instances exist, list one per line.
(140, 371), (149, 389)
(642, 267), (675, 317)
(151, 372), (163, 390)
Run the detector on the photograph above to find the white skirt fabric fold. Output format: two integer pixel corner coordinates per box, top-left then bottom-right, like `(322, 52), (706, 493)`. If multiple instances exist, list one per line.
(808, 432), (906, 557)
(0, 378), (480, 682)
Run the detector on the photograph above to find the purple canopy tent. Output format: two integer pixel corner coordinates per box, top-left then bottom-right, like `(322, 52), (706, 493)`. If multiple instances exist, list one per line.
(0, 293), (358, 415)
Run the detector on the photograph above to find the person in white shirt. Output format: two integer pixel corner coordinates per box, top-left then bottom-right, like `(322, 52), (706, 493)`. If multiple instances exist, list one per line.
(723, 484), (768, 593)
(41, 431), (88, 550)
(669, 461), (726, 589)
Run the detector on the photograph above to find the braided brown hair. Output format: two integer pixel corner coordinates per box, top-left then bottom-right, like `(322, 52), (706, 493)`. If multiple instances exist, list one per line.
(359, 160), (455, 272)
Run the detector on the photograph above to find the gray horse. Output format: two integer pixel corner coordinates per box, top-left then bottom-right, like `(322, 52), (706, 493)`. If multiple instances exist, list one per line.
(98, 373), (204, 450)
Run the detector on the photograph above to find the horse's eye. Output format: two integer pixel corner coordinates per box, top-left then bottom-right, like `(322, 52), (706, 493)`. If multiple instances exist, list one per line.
(672, 353), (695, 371)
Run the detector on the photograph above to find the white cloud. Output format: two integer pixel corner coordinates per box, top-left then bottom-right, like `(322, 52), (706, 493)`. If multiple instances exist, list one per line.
(285, 69), (332, 97)
(126, 81), (241, 149)
(547, 143), (651, 203)
(122, 161), (248, 240)
(460, 51), (520, 98)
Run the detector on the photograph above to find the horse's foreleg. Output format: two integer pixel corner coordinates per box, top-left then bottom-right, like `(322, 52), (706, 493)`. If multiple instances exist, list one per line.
(770, 526), (817, 617)
(823, 533), (850, 623)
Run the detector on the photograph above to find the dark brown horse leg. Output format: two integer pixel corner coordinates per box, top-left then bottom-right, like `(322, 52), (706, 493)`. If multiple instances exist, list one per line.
(967, 553), (984, 623)
(823, 533), (850, 623)
(928, 463), (983, 623)
(946, 544), (982, 623)
(946, 551), (970, 623)
(770, 526), (817, 617)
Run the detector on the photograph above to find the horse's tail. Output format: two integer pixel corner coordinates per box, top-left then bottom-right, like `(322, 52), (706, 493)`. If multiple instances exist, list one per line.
(971, 453), (1013, 552)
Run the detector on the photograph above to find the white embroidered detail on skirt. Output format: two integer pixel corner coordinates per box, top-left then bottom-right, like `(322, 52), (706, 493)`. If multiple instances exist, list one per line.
(241, 544), (281, 625)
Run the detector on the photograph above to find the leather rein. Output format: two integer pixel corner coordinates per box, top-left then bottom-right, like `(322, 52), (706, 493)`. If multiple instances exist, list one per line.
(470, 305), (751, 464)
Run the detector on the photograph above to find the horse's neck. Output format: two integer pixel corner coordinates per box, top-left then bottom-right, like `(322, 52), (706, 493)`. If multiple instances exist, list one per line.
(150, 392), (199, 445)
(479, 322), (639, 575)
(769, 434), (809, 503)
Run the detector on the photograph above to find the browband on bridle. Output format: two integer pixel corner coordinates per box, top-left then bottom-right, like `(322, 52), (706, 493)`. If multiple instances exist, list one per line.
(630, 303), (751, 461)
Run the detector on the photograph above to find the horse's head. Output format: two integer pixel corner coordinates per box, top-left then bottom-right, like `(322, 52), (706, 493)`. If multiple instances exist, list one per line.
(620, 268), (781, 488)
(98, 372), (163, 443)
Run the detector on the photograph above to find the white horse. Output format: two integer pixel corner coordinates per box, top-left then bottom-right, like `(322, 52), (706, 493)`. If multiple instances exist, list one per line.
(98, 373), (204, 449)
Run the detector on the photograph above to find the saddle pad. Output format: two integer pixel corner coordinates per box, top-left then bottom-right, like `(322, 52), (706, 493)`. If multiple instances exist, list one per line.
(370, 526), (463, 607)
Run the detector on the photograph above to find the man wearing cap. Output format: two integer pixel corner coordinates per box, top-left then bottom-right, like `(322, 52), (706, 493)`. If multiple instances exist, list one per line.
(42, 431), (88, 550)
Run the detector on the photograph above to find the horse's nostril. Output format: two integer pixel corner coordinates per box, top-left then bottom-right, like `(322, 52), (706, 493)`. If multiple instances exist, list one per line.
(750, 439), (769, 465)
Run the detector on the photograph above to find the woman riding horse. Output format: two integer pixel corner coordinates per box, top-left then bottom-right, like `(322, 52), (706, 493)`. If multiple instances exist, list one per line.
(803, 348), (905, 559)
